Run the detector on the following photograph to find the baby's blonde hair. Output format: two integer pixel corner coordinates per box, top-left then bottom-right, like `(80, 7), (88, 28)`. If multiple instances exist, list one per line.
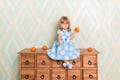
(57, 16), (71, 31)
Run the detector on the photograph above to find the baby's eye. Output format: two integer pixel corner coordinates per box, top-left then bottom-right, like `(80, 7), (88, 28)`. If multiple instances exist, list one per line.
(60, 21), (64, 24)
(66, 22), (69, 24)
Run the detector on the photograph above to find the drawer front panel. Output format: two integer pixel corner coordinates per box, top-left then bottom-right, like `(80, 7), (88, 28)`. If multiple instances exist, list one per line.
(69, 57), (81, 68)
(83, 56), (97, 67)
(21, 68), (35, 80)
(37, 54), (51, 67)
(37, 69), (50, 80)
(83, 69), (97, 80)
(52, 60), (63, 67)
(52, 69), (66, 80)
(68, 70), (81, 80)
(21, 56), (35, 67)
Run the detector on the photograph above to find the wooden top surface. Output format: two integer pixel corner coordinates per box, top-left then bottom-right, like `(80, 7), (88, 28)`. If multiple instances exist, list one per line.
(18, 48), (100, 55)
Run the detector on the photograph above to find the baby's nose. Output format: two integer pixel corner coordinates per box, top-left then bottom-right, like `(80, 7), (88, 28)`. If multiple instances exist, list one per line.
(64, 24), (67, 26)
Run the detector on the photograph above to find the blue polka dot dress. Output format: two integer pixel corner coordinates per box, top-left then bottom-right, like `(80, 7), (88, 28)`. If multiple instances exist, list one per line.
(47, 29), (80, 60)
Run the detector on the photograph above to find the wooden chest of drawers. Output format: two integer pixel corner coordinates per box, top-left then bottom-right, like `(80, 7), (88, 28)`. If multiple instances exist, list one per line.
(18, 48), (99, 80)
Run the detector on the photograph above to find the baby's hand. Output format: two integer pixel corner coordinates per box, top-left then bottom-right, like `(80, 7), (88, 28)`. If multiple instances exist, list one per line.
(58, 41), (62, 46)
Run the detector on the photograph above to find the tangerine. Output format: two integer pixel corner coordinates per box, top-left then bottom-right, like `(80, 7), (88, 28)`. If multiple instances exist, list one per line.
(31, 47), (36, 52)
(87, 47), (93, 52)
(42, 45), (48, 50)
(74, 27), (80, 32)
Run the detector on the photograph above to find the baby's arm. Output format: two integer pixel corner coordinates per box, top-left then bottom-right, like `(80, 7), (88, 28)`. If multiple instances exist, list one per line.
(58, 33), (62, 46)
(69, 31), (76, 40)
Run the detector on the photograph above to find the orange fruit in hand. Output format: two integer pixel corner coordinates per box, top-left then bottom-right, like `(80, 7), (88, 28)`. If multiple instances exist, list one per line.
(42, 45), (48, 50)
(74, 27), (80, 32)
(87, 47), (93, 52)
(31, 47), (36, 52)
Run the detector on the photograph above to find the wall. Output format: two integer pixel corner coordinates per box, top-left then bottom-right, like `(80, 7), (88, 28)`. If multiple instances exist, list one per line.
(0, 0), (120, 80)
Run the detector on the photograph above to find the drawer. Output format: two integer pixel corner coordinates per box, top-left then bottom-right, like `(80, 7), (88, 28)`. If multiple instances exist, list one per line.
(21, 56), (35, 67)
(68, 70), (81, 80)
(83, 56), (97, 67)
(69, 56), (81, 68)
(52, 60), (63, 67)
(21, 68), (35, 80)
(37, 69), (50, 80)
(83, 69), (97, 80)
(52, 68), (66, 80)
(37, 54), (51, 67)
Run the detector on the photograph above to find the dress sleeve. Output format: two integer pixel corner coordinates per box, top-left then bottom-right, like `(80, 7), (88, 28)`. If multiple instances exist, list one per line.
(68, 31), (72, 36)
(57, 29), (62, 34)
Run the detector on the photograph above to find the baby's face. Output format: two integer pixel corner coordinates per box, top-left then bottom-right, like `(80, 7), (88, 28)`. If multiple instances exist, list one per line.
(60, 21), (69, 30)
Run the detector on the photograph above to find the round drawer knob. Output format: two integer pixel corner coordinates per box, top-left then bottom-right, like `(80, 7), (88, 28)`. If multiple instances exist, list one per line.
(89, 74), (94, 79)
(25, 60), (29, 65)
(88, 60), (92, 65)
(57, 75), (61, 79)
(72, 75), (76, 79)
(72, 60), (76, 65)
(41, 60), (46, 65)
(25, 74), (29, 79)
(57, 60), (62, 65)
(40, 74), (44, 79)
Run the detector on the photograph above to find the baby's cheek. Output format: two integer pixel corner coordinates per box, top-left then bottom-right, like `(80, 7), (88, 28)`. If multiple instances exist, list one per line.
(59, 24), (63, 28)
(60, 24), (63, 27)
(62, 24), (65, 27)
